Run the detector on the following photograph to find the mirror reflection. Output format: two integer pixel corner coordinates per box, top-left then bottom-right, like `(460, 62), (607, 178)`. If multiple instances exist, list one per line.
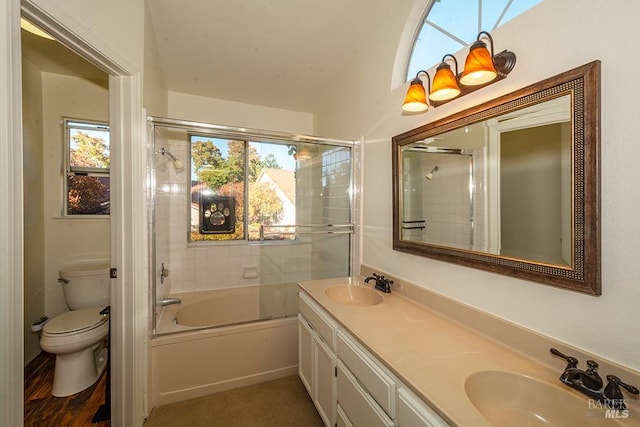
(400, 95), (572, 267)
(392, 61), (600, 295)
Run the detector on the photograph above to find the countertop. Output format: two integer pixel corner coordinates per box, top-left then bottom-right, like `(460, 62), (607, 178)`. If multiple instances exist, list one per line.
(298, 276), (640, 427)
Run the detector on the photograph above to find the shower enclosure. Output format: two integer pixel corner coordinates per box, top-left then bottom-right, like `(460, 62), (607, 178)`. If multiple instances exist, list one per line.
(401, 147), (479, 249)
(148, 117), (356, 335)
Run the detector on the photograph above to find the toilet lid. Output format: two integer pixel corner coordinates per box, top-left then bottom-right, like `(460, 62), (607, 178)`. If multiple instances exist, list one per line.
(44, 308), (108, 335)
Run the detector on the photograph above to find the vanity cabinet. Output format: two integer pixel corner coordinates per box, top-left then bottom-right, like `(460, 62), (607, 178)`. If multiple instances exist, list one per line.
(298, 293), (338, 426)
(299, 290), (449, 427)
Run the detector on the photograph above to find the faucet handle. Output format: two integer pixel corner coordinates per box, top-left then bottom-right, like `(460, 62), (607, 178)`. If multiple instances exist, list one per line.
(550, 348), (579, 369)
(605, 375), (640, 399)
(583, 360), (604, 390)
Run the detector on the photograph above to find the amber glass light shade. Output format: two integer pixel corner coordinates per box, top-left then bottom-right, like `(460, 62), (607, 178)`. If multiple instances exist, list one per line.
(402, 78), (429, 112)
(460, 41), (497, 86)
(430, 63), (461, 101)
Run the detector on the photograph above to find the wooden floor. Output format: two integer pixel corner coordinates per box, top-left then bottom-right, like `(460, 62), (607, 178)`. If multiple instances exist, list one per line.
(24, 351), (110, 427)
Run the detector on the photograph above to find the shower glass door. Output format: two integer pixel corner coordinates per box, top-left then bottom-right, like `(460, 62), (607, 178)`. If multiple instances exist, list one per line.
(149, 117), (354, 333)
(257, 143), (353, 319)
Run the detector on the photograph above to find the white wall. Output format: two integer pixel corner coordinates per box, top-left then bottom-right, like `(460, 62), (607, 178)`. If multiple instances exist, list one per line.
(315, 0), (640, 371)
(168, 92), (313, 134)
(41, 73), (110, 317)
(143, 0), (168, 117)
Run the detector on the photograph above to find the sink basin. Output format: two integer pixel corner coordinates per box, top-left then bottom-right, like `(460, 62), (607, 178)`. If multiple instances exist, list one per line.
(324, 285), (383, 306)
(465, 370), (624, 426)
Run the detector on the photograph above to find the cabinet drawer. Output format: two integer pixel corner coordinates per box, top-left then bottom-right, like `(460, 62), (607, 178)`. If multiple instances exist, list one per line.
(336, 404), (353, 427)
(337, 361), (394, 427)
(299, 292), (337, 349)
(337, 330), (396, 417)
(398, 387), (449, 427)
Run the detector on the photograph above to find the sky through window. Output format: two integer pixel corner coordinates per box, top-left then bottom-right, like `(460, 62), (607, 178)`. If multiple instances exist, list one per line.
(406, 0), (542, 81)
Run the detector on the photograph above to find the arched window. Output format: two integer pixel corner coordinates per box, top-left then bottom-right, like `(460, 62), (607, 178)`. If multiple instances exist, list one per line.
(406, 0), (542, 81)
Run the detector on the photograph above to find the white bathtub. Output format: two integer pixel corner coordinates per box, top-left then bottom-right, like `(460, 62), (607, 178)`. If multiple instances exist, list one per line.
(151, 284), (299, 406)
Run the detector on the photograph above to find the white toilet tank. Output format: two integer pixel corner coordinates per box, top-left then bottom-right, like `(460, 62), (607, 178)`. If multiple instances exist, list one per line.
(59, 265), (110, 310)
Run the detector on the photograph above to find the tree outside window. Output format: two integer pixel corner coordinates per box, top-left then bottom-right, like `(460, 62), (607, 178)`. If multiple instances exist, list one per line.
(190, 136), (290, 242)
(65, 119), (110, 215)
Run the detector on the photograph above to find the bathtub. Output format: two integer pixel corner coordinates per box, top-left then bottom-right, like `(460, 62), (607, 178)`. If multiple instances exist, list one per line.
(151, 283), (299, 406)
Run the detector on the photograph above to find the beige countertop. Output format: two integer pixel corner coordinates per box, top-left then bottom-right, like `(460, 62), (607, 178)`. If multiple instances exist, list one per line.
(298, 276), (640, 427)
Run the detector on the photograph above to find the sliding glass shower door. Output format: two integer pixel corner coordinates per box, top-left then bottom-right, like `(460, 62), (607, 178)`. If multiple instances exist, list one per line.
(149, 117), (355, 333)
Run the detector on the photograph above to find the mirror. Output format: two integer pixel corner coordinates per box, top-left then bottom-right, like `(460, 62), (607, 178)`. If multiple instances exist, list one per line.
(393, 61), (600, 295)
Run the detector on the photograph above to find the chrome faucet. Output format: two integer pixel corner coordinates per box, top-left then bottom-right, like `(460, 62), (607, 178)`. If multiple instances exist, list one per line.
(364, 273), (393, 293)
(160, 297), (182, 306)
(550, 348), (639, 410)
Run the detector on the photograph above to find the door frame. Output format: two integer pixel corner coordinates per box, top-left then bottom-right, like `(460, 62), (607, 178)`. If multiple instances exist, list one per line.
(2, 1), (148, 425)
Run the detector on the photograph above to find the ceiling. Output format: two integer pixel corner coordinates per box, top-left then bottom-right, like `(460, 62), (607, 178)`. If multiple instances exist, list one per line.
(147, 0), (404, 113)
(22, 1), (412, 113)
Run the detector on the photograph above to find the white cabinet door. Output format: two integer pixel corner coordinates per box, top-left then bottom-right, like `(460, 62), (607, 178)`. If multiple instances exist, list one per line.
(314, 335), (336, 427)
(298, 314), (314, 396)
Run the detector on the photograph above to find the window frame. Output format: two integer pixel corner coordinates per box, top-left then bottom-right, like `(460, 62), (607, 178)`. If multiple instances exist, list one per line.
(405, 0), (543, 82)
(188, 133), (298, 244)
(63, 117), (111, 216)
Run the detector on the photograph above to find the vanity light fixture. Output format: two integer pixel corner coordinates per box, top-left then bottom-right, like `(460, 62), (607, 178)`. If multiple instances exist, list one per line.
(430, 54), (461, 102)
(294, 146), (314, 161)
(401, 70), (431, 113)
(460, 31), (501, 85)
(402, 31), (516, 113)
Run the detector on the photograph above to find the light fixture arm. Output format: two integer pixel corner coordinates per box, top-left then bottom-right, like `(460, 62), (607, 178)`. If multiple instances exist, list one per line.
(415, 70), (431, 92)
(476, 31), (494, 57)
(441, 54), (459, 76)
(474, 30), (516, 79)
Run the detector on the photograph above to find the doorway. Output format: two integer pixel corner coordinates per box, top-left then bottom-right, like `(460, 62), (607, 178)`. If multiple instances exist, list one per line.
(2, 3), (146, 425)
(21, 16), (111, 367)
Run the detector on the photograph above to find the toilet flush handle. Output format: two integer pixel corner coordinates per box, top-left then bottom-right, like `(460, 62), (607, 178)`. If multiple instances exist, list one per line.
(57, 277), (69, 284)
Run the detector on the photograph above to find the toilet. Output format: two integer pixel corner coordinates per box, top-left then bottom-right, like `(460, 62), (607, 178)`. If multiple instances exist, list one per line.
(40, 265), (110, 397)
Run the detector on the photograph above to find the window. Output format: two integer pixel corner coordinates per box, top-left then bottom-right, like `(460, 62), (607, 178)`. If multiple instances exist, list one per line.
(64, 119), (110, 215)
(189, 135), (296, 242)
(406, 0), (542, 81)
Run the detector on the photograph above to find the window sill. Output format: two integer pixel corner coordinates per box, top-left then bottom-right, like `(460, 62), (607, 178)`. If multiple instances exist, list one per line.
(51, 215), (110, 222)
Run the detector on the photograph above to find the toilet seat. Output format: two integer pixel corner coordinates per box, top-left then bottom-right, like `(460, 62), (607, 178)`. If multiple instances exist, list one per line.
(40, 307), (110, 396)
(43, 307), (108, 336)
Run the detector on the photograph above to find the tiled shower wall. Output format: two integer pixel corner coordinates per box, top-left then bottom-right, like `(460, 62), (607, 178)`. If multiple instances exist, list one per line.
(153, 130), (352, 300)
(419, 151), (486, 249)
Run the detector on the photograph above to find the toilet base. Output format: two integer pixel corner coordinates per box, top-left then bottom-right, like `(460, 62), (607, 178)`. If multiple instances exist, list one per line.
(52, 342), (108, 397)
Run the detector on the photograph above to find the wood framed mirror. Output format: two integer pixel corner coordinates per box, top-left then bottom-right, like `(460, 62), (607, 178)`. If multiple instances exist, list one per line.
(392, 61), (600, 295)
